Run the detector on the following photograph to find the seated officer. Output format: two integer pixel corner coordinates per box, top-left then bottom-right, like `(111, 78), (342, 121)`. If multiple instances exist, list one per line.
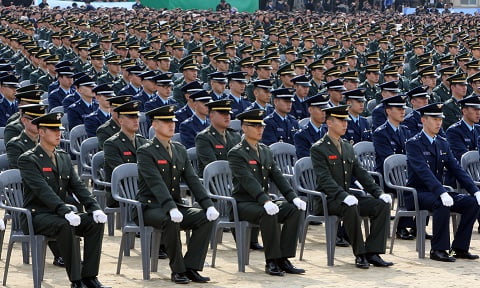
(290, 74), (311, 120)
(133, 70), (158, 111)
(174, 80), (203, 131)
(137, 105), (219, 284)
(372, 95), (415, 240)
(262, 88), (299, 145)
(84, 83), (115, 137)
(18, 112), (108, 288)
(406, 103), (480, 262)
(293, 93), (329, 158)
(371, 80), (401, 131)
(118, 65), (144, 96)
(403, 86), (430, 135)
(0, 74), (20, 127)
(311, 105), (393, 269)
(245, 79), (275, 115)
(228, 109), (306, 276)
(67, 75), (99, 129)
(144, 72), (178, 112)
(62, 72), (87, 111)
(443, 73), (468, 130)
(208, 71), (229, 101)
(104, 100), (147, 207)
(226, 71), (251, 119)
(179, 90), (211, 149)
(48, 65), (75, 111)
(343, 88), (372, 144)
(96, 95), (133, 150)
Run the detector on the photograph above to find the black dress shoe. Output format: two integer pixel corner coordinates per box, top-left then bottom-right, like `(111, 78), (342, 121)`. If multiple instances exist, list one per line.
(278, 259), (305, 274)
(366, 254), (394, 267)
(53, 256), (65, 267)
(430, 250), (456, 262)
(250, 242), (264, 250)
(71, 281), (85, 288)
(396, 228), (415, 240)
(265, 261), (285, 276)
(355, 255), (370, 269)
(171, 273), (190, 284)
(185, 269), (210, 283)
(450, 249), (480, 260)
(336, 236), (350, 247)
(81, 277), (110, 288)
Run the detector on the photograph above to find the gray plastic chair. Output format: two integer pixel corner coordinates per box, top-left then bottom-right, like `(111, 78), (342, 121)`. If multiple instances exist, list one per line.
(138, 113), (150, 139)
(298, 117), (310, 127)
(187, 147), (199, 175)
(0, 139), (5, 155)
(0, 153), (9, 171)
(461, 150), (480, 185)
(269, 142), (297, 199)
(0, 169), (79, 288)
(353, 141), (384, 189)
(111, 163), (161, 280)
(294, 157), (338, 266)
(384, 154), (458, 258)
(148, 126), (155, 139)
(229, 119), (241, 132)
(79, 137), (98, 182)
(367, 99), (377, 112)
(203, 160), (257, 272)
(0, 127), (4, 139)
(69, 125), (87, 164)
(91, 151), (120, 236)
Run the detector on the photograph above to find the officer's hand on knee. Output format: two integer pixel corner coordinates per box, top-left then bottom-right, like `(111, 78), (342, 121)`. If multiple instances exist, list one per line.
(440, 192), (454, 207)
(475, 191), (480, 205)
(379, 194), (392, 204)
(263, 201), (279, 215)
(343, 195), (358, 206)
(169, 208), (183, 223)
(0, 218), (5, 231)
(292, 197), (307, 211)
(206, 206), (220, 221)
(93, 210), (108, 223)
(65, 211), (81, 226)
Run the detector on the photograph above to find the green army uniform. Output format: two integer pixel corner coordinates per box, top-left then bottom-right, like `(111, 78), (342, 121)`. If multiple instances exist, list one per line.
(21, 63), (35, 81)
(37, 73), (55, 92)
(6, 130), (36, 169)
(86, 67), (105, 83)
(29, 68), (46, 84)
(103, 131), (147, 207)
(18, 145), (104, 283)
(310, 133), (389, 257)
(199, 63), (216, 83)
(228, 138), (302, 261)
(172, 79), (187, 107)
(432, 83), (451, 103)
(97, 72), (120, 85)
(245, 81), (255, 102)
(136, 137), (214, 274)
(72, 58), (90, 73)
(442, 97), (462, 130)
(308, 79), (324, 97)
(14, 55), (28, 75)
(111, 78), (127, 95)
(170, 57), (181, 73)
(96, 118), (121, 150)
(3, 117), (23, 144)
(358, 81), (379, 101)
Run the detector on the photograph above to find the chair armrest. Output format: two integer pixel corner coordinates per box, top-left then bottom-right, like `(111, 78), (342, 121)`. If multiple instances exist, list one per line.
(65, 204), (78, 213)
(385, 183), (420, 212)
(367, 171), (384, 189)
(209, 194), (241, 223)
(295, 186), (330, 217)
(443, 185), (454, 192)
(0, 203), (35, 236)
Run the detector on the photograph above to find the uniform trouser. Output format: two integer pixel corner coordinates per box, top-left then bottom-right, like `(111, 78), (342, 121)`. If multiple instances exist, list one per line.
(418, 193), (479, 251)
(143, 206), (213, 273)
(328, 197), (390, 256)
(31, 212), (104, 282)
(237, 200), (302, 260)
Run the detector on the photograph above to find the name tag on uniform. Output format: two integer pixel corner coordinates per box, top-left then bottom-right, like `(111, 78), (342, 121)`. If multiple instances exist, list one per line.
(277, 128), (284, 132)
(42, 167), (52, 172)
(249, 160), (257, 164)
(328, 155), (338, 160)
(123, 151), (132, 156)
(465, 138), (471, 142)
(215, 145), (224, 149)
(296, 110), (302, 113)
(390, 141), (396, 145)
(157, 160), (168, 164)
(423, 152), (431, 156)
(348, 129), (354, 133)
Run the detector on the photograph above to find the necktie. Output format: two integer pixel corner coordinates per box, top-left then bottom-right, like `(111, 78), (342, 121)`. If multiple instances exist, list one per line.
(334, 139), (342, 154)
(220, 133), (227, 144)
(166, 144), (172, 158)
(50, 151), (57, 167)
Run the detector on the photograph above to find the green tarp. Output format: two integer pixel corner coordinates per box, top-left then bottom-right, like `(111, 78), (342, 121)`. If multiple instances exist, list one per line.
(142, 0), (259, 12)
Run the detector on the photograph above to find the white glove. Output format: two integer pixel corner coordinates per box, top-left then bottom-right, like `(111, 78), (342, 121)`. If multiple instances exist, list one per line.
(263, 201), (279, 215)
(379, 194), (392, 204)
(92, 210), (108, 224)
(343, 195), (358, 206)
(440, 192), (454, 207)
(0, 218), (5, 231)
(206, 206), (220, 221)
(169, 208), (183, 223)
(474, 191), (480, 205)
(292, 197), (307, 211)
(64, 211), (81, 226)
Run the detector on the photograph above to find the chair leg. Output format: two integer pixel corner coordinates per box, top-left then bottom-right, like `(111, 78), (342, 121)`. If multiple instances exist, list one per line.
(3, 240), (15, 286)
(235, 223), (246, 272)
(107, 213), (115, 236)
(22, 242), (30, 264)
(116, 232), (128, 275)
(389, 213), (400, 254)
(299, 218), (310, 261)
(139, 229), (152, 280)
(416, 211), (429, 259)
(326, 216), (337, 266)
(244, 225), (252, 266)
(32, 236), (45, 288)
(211, 226), (223, 268)
(150, 230), (161, 272)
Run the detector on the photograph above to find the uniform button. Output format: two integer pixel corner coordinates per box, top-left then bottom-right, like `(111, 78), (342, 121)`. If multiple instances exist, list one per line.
(253, 169), (256, 171)
(122, 138), (125, 142)
(263, 177), (266, 180)
(343, 161), (346, 164)
(345, 171), (347, 174)
(173, 166), (176, 169)
(171, 188), (174, 191)
(127, 159), (130, 162)
(60, 187), (62, 191)
(67, 176), (70, 179)
(156, 145), (159, 148)
(173, 177), (176, 180)
(40, 154), (43, 157)
(147, 200), (151, 203)
(262, 166), (264, 169)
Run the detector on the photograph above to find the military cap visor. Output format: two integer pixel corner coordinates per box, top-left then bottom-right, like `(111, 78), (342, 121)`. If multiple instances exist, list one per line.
(32, 112), (65, 130)
(324, 105), (351, 120)
(237, 109), (266, 125)
(418, 103), (445, 118)
(19, 104), (48, 118)
(113, 100), (142, 116)
(205, 99), (232, 112)
(146, 104), (178, 121)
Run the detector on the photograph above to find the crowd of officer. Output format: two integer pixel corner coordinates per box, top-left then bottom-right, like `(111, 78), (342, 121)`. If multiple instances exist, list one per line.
(1, 3), (480, 286)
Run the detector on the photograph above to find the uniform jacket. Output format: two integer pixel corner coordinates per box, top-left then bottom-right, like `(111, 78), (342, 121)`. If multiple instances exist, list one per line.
(290, 94), (310, 120)
(3, 117), (23, 145)
(174, 104), (194, 132)
(343, 116), (372, 144)
(262, 112), (299, 145)
(67, 98), (99, 129)
(371, 103), (386, 131)
(179, 115), (210, 149)
(442, 97), (462, 130)
(445, 120), (480, 161)
(294, 121), (327, 159)
(228, 94), (251, 119)
(372, 122), (411, 175)
(84, 109), (110, 137)
(245, 101), (275, 115)
(62, 91), (81, 110)
(228, 139), (297, 204)
(6, 131), (36, 169)
(96, 118), (121, 150)
(0, 97), (18, 127)
(118, 83), (142, 96)
(48, 87), (73, 111)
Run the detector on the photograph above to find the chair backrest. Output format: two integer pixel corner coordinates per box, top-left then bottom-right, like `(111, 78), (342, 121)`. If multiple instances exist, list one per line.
(61, 113), (70, 137)
(148, 126), (155, 139)
(0, 169), (24, 233)
(111, 163), (139, 224)
(50, 106), (64, 113)
(461, 150), (480, 181)
(69, 124), (87, 156)
(203, 160), (233, 218)
(138, 113), (150, 139)
(0, 127), (5, 139)
(79, 137), (99, 175)
(298, 117), (310, 127)
(353, 141), (377, 172)
(0, 139), (5, 155)
(367, 99), (377, 112)
(0, 153), (10, 172)
(187, 147), (199, 174)
(293, 157), (319, 215)
(172, 133), (181, 142)
(229, 119), (241, 132)
(383, 154), (409, 207)
(91, 151), (106, 185)
(269, 142), (297, 175)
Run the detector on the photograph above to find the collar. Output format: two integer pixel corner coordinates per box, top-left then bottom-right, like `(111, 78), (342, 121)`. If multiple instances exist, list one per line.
(274, 111), (287, 121)
(422, 130), (435, 144)
(309, 120), (321, 133)
(229, 93), (241, 102)
(387, 120), (399, 131)
(81, 98), (93, 107)
(349, 113), (359, 122)
(462, 119), (474, 131)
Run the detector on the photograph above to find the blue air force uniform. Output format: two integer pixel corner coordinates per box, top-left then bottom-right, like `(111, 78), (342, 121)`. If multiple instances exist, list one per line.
(0, 97), (18, 127)
(290, 94), (309, 120)
(344, 115), (372, 144)
(48, 87), (75, 111)
(67, 99), (99, 129)
(228, 94), (251, 119)
(294, 121), (327, 158)
(84, 109), (110, 137)
(174, 104), (194, 132)
(245, 101), (274, 115)
(373, 121), (411, 175)
(371, 103), (386, 131)
(262, 112), (299, 146)
(446, 120), (480, 161)
(179, 115), (210, 149)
